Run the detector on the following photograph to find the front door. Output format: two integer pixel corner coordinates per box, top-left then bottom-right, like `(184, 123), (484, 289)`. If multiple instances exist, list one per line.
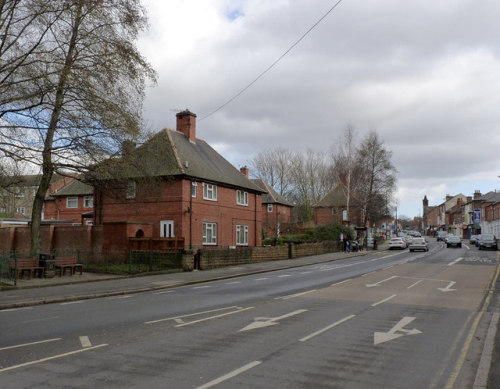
(160, 220), (174, 238)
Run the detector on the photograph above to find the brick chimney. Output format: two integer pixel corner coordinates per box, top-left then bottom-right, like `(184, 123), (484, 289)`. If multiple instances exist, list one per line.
(240, 166), (249, 178)
(176, 109), (197, 142)
(474, 190), (482, 200)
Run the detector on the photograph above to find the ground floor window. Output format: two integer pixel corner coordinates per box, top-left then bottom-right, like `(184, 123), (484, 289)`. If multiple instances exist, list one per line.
(203, 222), (217, 245)
(236, 225), (249, 246)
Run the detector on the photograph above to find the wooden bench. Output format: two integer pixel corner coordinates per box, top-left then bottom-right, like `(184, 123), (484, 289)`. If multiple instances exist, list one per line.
(55, 257), (83, 276)
(9, 258), (44, 280)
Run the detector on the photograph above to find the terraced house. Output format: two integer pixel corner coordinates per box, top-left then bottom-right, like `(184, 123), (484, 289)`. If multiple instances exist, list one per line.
(92, 110), (266, 249)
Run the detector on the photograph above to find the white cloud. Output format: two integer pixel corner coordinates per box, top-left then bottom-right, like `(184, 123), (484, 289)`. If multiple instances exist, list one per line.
(139, 0), (500, 218)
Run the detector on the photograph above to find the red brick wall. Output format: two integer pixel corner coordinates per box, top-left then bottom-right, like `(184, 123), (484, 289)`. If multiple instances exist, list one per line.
(262, 204), (292, 237)
(43, 195), (93, 224)
(314, 207), (343, 225)
(98, 178), (262, 247)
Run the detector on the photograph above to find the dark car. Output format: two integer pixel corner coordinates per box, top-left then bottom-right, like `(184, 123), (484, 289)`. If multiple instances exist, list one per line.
(478, 234), (498, 250)
(446, 235), (462, 248)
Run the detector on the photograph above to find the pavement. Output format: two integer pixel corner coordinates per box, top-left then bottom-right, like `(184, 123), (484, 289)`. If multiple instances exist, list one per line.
(0, 247), (374, 310)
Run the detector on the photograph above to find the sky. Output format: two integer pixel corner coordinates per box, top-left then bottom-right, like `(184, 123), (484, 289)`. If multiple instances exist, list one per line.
(137, 0), (500, 219)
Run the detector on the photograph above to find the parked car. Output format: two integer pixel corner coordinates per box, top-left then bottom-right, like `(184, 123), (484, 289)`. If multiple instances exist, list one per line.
(409, 237), (429, 252)
(436, 231), (448, 242)
(469, 235), (479, 244)
(388, 237), (407, 250)
(446, 235), (462, 248)
(478, 234), (498, 250)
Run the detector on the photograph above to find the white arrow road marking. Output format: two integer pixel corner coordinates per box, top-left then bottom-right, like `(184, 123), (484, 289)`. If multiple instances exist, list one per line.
(239, 309), (308, 332)
(438, 281), (457, 292)
(374, 316), (422, 345)
(366, 275), (398, 288)
(79, 336), (92, 348)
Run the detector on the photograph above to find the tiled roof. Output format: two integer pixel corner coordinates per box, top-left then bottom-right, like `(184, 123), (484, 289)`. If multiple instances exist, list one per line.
(250, 178), (292, 206)
(94, 129), (265, 193)
(314, 184), (346, 207)
(50, 179), (93, 196)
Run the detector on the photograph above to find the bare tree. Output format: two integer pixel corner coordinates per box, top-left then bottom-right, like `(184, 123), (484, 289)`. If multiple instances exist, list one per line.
(356, 130), (397, 226)
(332, 124), (357, 223)
(250, 146), (295, 197)
(288, 149), (334, 222)
(0, 0), (156, 255)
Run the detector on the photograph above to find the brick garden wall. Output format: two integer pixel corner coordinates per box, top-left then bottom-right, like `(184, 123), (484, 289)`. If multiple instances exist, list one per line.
(196, 241), (340, 270)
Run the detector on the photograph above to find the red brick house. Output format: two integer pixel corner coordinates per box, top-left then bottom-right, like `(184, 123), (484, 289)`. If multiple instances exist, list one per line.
(249, 175), (294, 237)
(92, 110), (266, 249)
(44, 179), (94, 224)
(313, 184), (362, 226)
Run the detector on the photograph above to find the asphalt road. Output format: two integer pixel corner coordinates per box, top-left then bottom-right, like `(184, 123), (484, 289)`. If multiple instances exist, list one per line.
(0, 239), (498, 388)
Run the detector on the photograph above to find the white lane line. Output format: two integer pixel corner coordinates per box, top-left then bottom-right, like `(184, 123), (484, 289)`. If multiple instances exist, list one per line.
(79, 336), (92, 348)
(331, 279), (352, 286)
(362, 271), (376, 277)
(275, 289), (317, 300)
(254, 278), (269, 281)
(0, 344), (108, 373)
(278, 274), (292, 278)
(0, 338), (61, 352)
(175, 307), (254, 328)
(153, 290), (175, 295)
(117, 295), (133, 299)
(192, 285), (211, 289)
(196, 361), (262, 389)
(299, 315), (356, 342)
(226, 281), (241, 285)
(448, 257), (463, 266)
(407, 280), (423, 289)
(300, 271), (312, 274)
(372, 294), (397, 307)
(386, 265), (395, 269)
(0, 307), (33, 313)
(60, 301), (84, 305)
(145, 306), (246, 324)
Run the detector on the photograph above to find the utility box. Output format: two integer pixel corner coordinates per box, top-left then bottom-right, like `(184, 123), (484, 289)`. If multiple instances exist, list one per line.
(39, 253), (56, 278)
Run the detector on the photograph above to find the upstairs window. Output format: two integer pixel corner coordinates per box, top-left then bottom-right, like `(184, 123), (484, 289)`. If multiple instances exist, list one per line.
(237, 190), (248, 206)
(16, 207), (25, 215)
(126, 181), (136, 199)
(84, 196), (93, 208)
(203, 183), (217, 201)
(67, 197), (78, 208)
(267, 204), (273, 213)
(191, 181), (197, 198)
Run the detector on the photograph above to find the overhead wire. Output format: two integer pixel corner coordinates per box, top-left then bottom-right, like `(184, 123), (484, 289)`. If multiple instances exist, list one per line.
(199, 0), (345, 121)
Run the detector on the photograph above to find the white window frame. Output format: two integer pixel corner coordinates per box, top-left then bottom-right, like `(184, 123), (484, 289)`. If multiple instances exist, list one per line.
(267, 204), (273, 213)
(203, 183), (217, 201)
(236, 190), (248, 206)
(191, 181), (197, 198)
(236, 225), (249, 246)
(16, 207), (25, 215)
(203, 222), (217, 245)
(126, 180), (136, 199)
(66, 197), (78, 208)
(84, 196), (93, 208)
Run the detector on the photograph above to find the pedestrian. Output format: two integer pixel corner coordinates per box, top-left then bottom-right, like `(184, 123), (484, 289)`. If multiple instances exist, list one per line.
(343, 234), (348, 253)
